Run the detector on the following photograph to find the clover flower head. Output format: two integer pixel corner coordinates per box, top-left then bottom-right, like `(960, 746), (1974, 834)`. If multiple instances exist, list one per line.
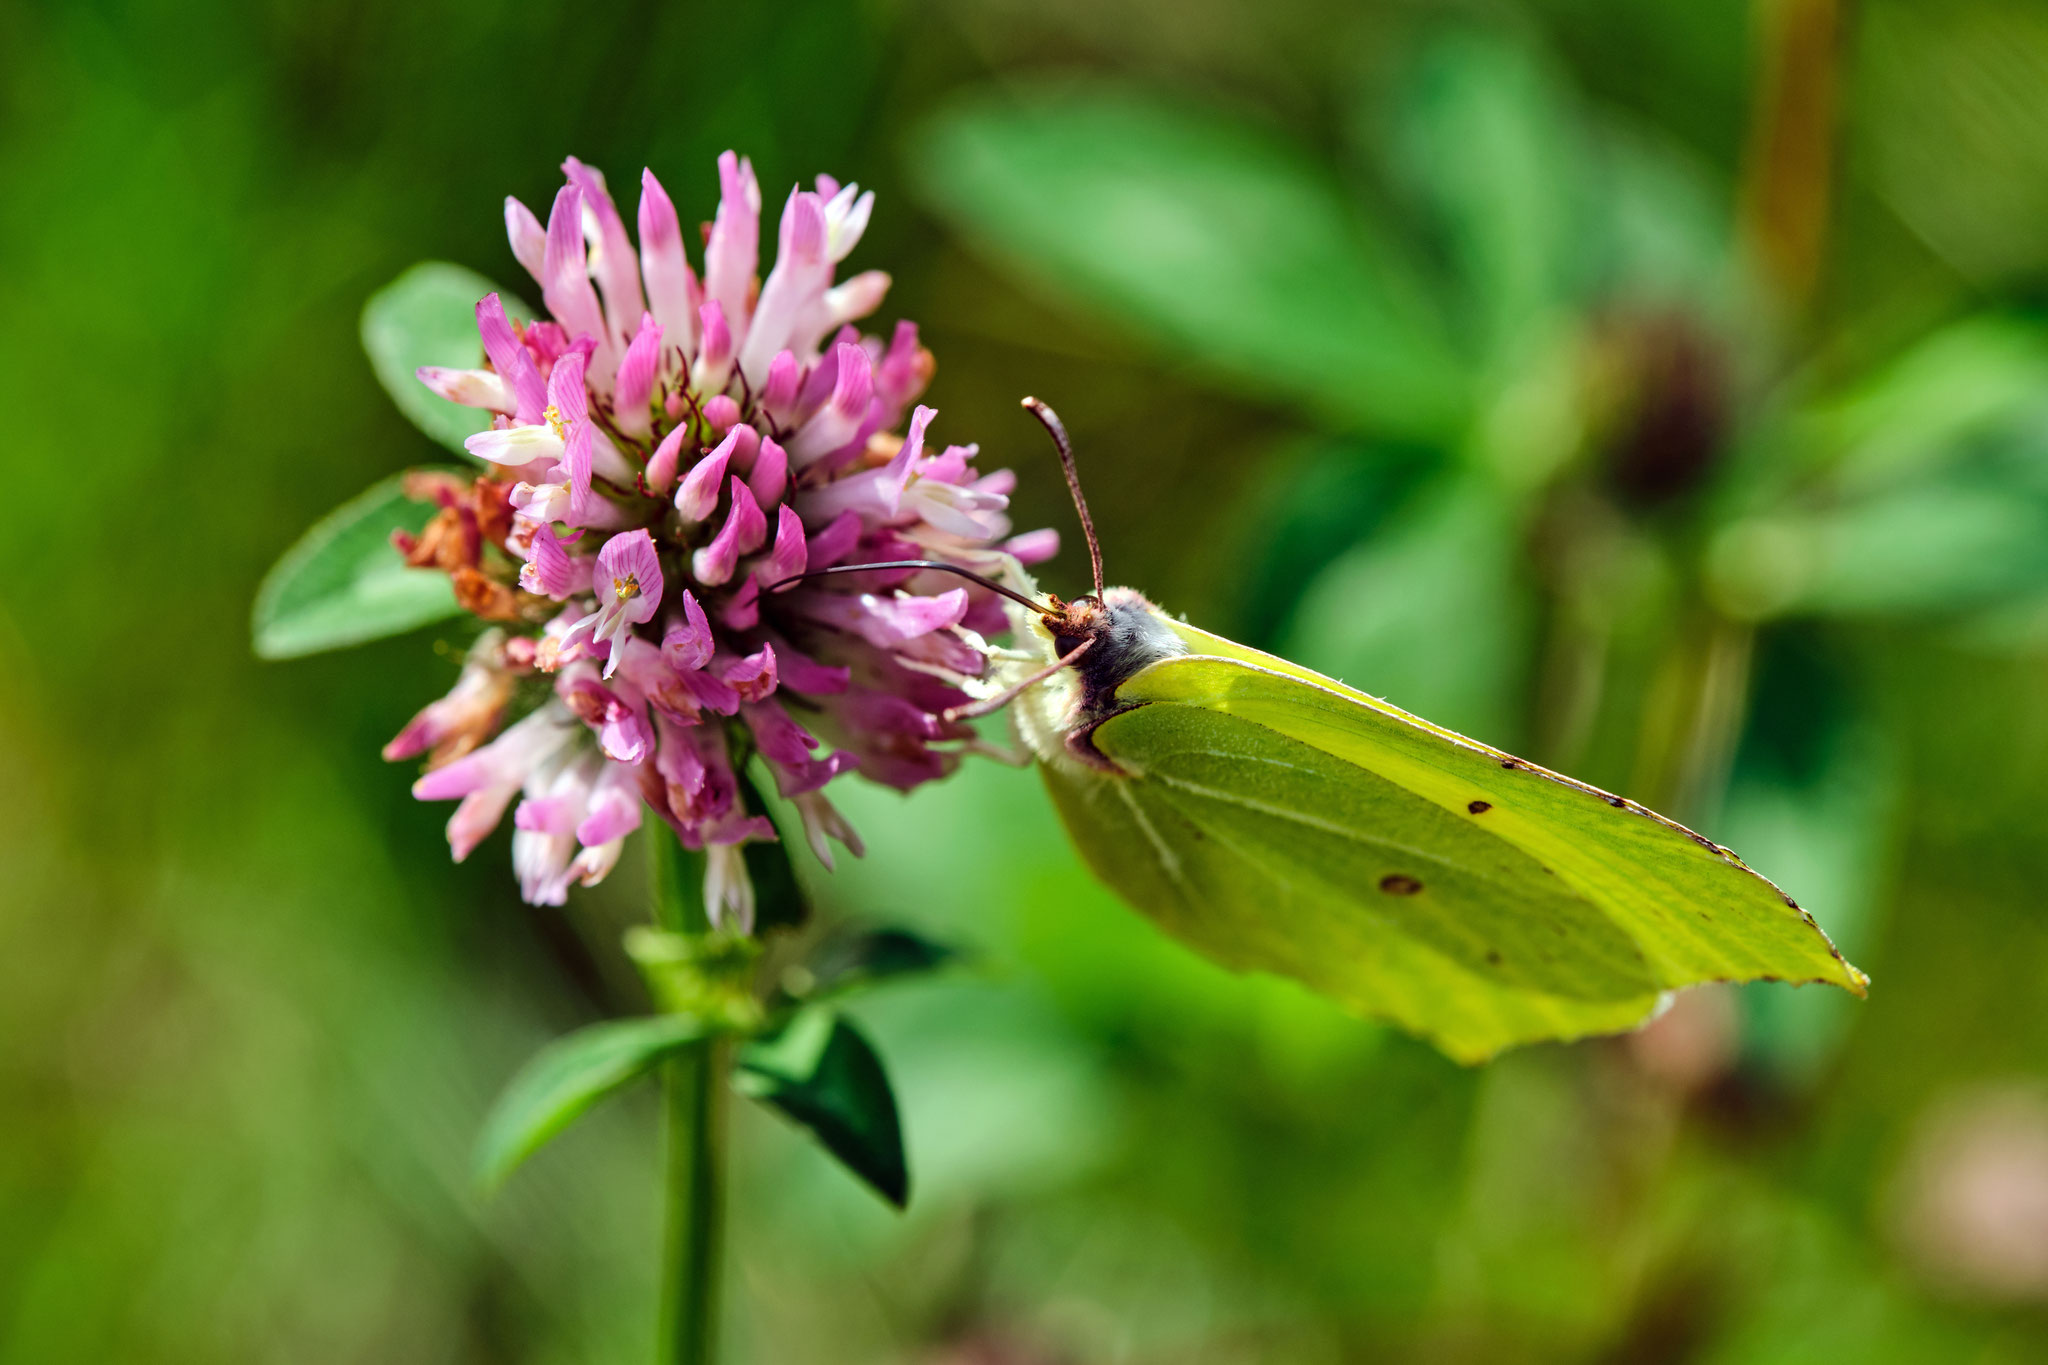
(386, 153), (1057, 926)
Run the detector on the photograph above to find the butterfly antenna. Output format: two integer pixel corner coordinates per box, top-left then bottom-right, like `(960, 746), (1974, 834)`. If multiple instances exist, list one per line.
(1021, 397), (1104, 599)
(763, 560), (1059, 620)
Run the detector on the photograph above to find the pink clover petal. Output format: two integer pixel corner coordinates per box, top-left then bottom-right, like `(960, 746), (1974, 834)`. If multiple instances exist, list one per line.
(703, 152), (760, 346)
(476, 294), (549, 424)
(747, 436), (788, 507)
(514, 794), (579, 837)
(739, 189), (830, 382)
(721, 575), (762, 631)
(763, 505), (808, 585)
(383, 641), (511, 761)
(691, 298), (734, 394)
(417, 366), (513, 412)
(675, 426), (742, 522)
(770, 641), (851, 695)
(568, 838), (626, 889)
(759, 350), (800, 425)
(560, 674), (655, 764)
(448, 785), (518, 862)
(663, 591), (716, 671)
(612, 312), (662, 437)
(1004, 527), (1060, 565)
(465, 422), (563, 468)
(504, 197), (547, 285)
(587, 529), (664, 677)
(678, 666), (742, 717)
(742, 698), (819, 767)
(788, 343), (874, 466)
(690, 477), (765, 586)
(792, 790), (865, 870)
(702, 394), (741, 431)
(541, 185), (615, 381)
(412, 706), (576, 802)
(716, 644), (778, 703)
(724, 423), (762, 475)
(519, 524), (591, 599)
(576, 762), (645, 846)
(637, 168), (702, 353)
(804, 511), (864, 568)
(563, 157), (646, 350)
(645, 424), (689, 496)
(546, 347), (590, 425)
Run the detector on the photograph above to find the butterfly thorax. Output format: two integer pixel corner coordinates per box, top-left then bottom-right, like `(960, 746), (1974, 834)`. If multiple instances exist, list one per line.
(1012, 587), (1188, 772)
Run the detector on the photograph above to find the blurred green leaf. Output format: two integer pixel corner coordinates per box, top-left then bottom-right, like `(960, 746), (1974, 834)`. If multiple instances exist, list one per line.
(474, 1014), (715, 1191)
(1388, 30), (1588, 364)
(361, 262), (532, 457)
(1279, 479), (1533, 744)
(776, 924), (959, 1008)
(1228, 435), (1442, 648)
(1708, 480), (2048, 621)
(250, 471), (463, 659)
(910, 83), (1468, 437)
(1721, 633), (1900, 1081)
(737, 1009), (908, 1207)
(1804, 315), (2048, 491)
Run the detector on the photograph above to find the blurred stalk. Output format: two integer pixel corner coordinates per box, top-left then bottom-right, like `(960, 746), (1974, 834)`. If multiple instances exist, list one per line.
(1739, 0), (1847, 325)
(649, 831), (726, 1365)
(1629, 612), (1755, 824)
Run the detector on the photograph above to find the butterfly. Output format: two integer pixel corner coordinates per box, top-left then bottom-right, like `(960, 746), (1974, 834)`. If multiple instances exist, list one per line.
(780, 399), (1867, 1063)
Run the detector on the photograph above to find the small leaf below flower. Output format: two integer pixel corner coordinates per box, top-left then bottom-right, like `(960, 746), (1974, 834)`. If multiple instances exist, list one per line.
(474, 1014), (715, 1191)
(362, 261), (533, 456)
(251, 471), (465, 659)
(736, 1010), (908, 1208)
(778, 923), (959, 1007)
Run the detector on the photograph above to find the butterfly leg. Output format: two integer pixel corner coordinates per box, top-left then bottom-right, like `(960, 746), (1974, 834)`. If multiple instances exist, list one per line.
(942, 638), (1094, 724)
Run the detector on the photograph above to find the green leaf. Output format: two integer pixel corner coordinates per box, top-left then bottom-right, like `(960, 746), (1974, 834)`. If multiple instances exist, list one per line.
(910, 83), (1468, 438)
(1278, 478), (1534, 745)
(1720, 633), (1900, 1082)
(251, 471), (464, 659)
(474, 1014), (715, 1190)
(1386, 30), (1589, 364)
(736, 1010), (908, 1207)
(362, 262), (533, 456)
(1711, 487), (2048, 622)
(1803, 315), (2048, 491)
(776, 923), (959, 1007)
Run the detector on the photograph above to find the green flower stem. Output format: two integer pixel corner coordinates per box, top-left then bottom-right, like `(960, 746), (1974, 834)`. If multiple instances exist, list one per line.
(649, 830), (725, 1365)
(659, 1037), (729, 1365)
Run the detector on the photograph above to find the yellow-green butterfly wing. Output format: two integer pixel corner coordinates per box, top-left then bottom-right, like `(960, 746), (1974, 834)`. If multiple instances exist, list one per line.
(1018, 607), (1866, 1063)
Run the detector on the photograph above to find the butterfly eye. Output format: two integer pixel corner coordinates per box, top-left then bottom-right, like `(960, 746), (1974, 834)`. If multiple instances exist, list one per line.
(1054, 634), (1086, 658)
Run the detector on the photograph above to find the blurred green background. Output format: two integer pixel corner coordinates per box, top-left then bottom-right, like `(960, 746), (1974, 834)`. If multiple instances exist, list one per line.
(9, 0), (2048, 1359)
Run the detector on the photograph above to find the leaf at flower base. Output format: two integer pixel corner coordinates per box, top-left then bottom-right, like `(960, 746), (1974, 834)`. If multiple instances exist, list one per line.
(736, 1009), (908, 1208)
(251, 471), (463, 659)
(362, 262), (533, 457)
(473, 1014), (716, 1191)
(910, 83), (1468, 439)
